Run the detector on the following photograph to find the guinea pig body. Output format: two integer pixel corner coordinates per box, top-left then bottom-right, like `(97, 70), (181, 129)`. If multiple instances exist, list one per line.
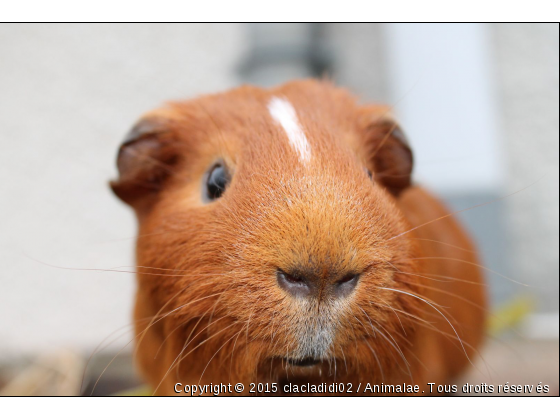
(111, 80), (487, 395)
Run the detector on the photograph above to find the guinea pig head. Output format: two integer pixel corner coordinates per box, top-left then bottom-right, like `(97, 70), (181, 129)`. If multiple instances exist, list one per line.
(111, 80), (422, 390)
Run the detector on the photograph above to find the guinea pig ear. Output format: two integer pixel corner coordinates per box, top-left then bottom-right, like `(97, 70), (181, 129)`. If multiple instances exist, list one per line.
(110, 117), (178, 207)
(360, 106), (414, 196)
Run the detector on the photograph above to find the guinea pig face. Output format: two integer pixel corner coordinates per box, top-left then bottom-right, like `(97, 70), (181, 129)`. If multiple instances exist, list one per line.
(111, 80), (421, 388)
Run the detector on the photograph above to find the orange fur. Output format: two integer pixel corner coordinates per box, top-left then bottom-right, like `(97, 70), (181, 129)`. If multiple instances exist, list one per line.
(111, 80), (487, 395)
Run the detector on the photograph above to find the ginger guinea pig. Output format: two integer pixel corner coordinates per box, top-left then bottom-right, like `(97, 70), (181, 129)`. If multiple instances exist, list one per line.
(111, 79), (487, 395)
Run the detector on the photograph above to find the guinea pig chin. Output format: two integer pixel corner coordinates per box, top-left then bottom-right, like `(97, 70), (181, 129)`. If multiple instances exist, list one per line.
(292, 317), (335, 360)
(281, 299), (347, 361)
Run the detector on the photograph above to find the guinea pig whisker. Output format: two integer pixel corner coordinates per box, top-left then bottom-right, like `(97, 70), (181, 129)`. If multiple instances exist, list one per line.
(409, 237), (478, 254)
(390, 310), (492, 380)
(395, 272), (526, 343)
(385, 263), (454, 311)
(175, 308), (245, 379)
(362, 337), (385, 383)
(387, 178), (543, 243)
(377, 287), (475, 370)
(87, 291), (222, 395)
(405, 256), (529, 287)
(365, 303), (431, 375)
(81, 324), (136, 393)
(370, 301), (436, 328)
(244, 309), (254, 360)
(133, 290), (224, 361)
(416, 272), (482, 284)
(337, 344), (349, 375)
(83, 307), (212, 393)
(368, 302), (426, 380)
(227, 322), (245, 384)
(155, 304), (215, 362)
(427, 315), (491, 375)
(346, 317), (361, 358)
(357, 310), (404, 358)
(367, 311), (414, 349)
(206, 285), (233, 329)
(152, 320), (243, 396)
(115, 264), (206, 273)
(373, 297), (407, 336)
(269, 309), (279, 341)
(197, 329), (244, 388)
(356, 308), (413, 382)
(26, 253), (212, 278)
(398, 277), (489, 312)
(384, 268), (462, 328)
(388, 263), (483, 309)
(173, 319), (206, 382)
(174, 303), (237, 379)
(225, 306), (257, 381)
(353, 314), (402, 379)
(333, 352), (338, 382)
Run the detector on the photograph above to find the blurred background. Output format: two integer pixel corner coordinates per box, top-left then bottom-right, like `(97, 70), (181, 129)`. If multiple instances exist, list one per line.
(0, 23), (558, 395)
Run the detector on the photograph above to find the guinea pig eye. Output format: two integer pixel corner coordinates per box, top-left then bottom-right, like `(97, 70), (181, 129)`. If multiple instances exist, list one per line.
(205, 163), (230, 201)
(365, 167), (373, 180)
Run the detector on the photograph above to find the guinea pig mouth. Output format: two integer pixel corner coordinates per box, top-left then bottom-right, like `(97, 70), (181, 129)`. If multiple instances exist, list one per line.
(283, 357), (321, 367)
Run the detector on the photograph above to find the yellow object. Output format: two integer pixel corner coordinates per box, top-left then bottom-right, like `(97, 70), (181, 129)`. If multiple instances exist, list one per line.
(487, 295), (534, 337)
(112, 384), (153, 396)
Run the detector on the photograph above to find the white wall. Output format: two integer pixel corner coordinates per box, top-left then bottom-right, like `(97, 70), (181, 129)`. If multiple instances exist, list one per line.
(383, 23), (504, 195)
(0, 24), (245, 359)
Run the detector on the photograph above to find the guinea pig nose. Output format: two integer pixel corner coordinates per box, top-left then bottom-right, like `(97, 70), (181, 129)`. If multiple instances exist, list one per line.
(276, 269), (314, 298)
(276, 269), (360, 299)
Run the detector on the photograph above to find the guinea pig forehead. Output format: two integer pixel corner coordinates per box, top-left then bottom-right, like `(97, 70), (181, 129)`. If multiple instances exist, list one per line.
(264, 96), (360, 167)
(266, 96), (312, 163)
(150, 102), (243, 161)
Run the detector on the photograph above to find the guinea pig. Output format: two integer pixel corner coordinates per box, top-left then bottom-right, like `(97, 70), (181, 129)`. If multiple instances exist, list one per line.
(110, 79), (487, 395)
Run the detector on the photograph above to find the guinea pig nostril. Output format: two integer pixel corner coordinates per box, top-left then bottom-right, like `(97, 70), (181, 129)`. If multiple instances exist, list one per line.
(277, 269), (303, 284)
(287, 275), (304, 284)
(335, 273), (359, 298)
(338, 274), (358, 284)
(276, 269), (312, 297)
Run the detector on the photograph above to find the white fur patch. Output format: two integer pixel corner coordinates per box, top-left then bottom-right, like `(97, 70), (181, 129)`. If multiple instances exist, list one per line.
(268, 97), (311, 162)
